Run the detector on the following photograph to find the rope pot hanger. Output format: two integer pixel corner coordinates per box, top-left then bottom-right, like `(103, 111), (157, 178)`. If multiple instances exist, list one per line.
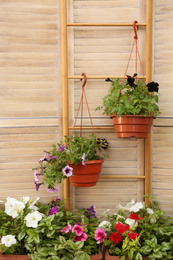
(70, 72), (101, 159)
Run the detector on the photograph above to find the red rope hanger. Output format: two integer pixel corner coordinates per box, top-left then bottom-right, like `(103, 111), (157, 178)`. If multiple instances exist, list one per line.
(70, 73), (101, 158)
(123, 20), (145, 84)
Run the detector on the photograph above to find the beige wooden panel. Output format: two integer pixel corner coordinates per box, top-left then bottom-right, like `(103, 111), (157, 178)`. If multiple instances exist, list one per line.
(0, 0), (63, 202)
(153, 0), (173, 216)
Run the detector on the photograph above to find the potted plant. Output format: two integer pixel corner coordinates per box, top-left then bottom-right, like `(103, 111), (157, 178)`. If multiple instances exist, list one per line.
(96, 75), (160, 138)
(33, 132), (109, 189)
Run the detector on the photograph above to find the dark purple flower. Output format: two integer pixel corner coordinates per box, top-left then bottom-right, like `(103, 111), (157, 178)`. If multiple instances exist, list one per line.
(126, 73), (138, 88)
(51, 198), (60, 207)
(97, 138), (109, 150)
(48, 206), (59, 215)
(47, 187), (57, 193)
(81, 153), (86, 166)
(147, 81), (159, 92)
(48, 154), (58, 161)
(83, 205), (97, 218)
(39, 153), (47, 162)
(57, 143), (66, 152)
(34, 181), (43, 191)
(62, 165), (73, 177)
(105, 78), (113, 82)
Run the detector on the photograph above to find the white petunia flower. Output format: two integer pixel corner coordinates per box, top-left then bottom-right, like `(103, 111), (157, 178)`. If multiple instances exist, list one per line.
(28, 197), (39, 211)
(21, 196), (30, 204)
(5, 197), (25, 218)
(125, 218), (138, 230)
(129, 202), (145, 212)
(147, 208), (154, 215)
(1, 235), (17, 247)
(98, 220), (111, 231)
(25, 211), (42, 228)
(116, 199), (136, 211)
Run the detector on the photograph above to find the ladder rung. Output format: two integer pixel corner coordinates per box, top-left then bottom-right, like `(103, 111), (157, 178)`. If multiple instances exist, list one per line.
(100, 175), (145, 180)
(68, 75), (146, 80)
(67, 23), (147, 27)
(69, 126), (114, 130)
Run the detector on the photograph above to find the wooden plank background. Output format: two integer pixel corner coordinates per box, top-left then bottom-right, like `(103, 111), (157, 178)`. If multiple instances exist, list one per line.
(152, 0), (173, 216)
(0, 0), (63, 204)
(1, 0), (173, 217)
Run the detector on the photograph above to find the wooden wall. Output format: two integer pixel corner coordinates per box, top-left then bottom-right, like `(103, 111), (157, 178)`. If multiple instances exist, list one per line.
(1, 0), (173, 216)
(152, 0), (173, 216)
(0, 0), (63, 204)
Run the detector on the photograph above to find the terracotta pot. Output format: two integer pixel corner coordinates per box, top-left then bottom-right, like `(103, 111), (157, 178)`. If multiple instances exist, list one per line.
(0, 255), (29, 260)
(90, 252), (149, 260)
(69, 159), (104, 187)
(112, 115), (154, 138)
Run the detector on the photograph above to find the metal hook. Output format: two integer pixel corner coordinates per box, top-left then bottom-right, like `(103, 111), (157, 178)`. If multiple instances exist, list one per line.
(81, 72), (87, 88)
(133, 20), (138, 40)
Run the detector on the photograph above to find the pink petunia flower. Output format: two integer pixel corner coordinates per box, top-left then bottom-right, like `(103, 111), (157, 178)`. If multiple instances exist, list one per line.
(74, 233), (88, 242)
(62, 165), (73, 177)
(72, 224), (84, 236)
(61, 223), (72, 233)
(94, 228), (107, 244)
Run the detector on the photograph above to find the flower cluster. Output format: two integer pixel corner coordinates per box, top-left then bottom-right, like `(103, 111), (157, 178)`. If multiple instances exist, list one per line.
(0, 196), (43, 254)
(33, 132), (109, 192)
(61, 223), (88, 242)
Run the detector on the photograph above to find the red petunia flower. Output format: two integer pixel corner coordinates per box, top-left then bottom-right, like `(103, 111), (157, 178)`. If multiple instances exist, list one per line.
(128, 231), (139, 240)
(115, 222), (129, 234)
(130, 213), (143, 221)
(109, 232), (122, 244)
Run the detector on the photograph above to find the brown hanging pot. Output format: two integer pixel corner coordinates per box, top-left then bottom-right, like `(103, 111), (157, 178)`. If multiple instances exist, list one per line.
(112, 115), (154, 138)
(69, 73), (104, 187)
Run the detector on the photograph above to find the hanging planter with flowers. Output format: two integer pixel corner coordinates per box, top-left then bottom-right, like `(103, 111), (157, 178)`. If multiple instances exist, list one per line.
(33, 73), (109, 191)
(96, 21), (160, 138)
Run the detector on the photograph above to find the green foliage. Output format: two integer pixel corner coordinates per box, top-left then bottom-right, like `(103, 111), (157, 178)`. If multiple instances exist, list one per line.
(96, 78), (160, 117)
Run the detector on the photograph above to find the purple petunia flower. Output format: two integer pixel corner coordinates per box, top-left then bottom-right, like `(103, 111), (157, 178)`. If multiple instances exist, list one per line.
(48, 206), (59, 216)
(39, 153), (47, 162)
(81, 153), (86, 166)
(47, 187), (57, 193)
(34, 181), (43, 191)
(34, 170), (39, 182)
(62, 165), (73, 177)
(57, 143), (66, 152)
(48, 154), (58, 161)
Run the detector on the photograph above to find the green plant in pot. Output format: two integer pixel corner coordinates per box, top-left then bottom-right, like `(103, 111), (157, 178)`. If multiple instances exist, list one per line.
(96, 75), (160, 138)
(33, 132), (109, 190)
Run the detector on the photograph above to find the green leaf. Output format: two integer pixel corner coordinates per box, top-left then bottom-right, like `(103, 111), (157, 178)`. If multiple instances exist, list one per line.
(59, 235), (66, 245)
(38, 247), (49, 257)
(153, 251), (163, 258)
(141, 245), (152, 255)
(135, 252), (143, 260)
(161, 241), (170, 251)
(18, 230), (26, 241)
(75, 241), (84, 250)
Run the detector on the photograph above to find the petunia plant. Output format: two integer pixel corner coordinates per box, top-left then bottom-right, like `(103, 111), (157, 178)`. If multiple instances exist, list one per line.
(33, 132), (109, 192)
(96, 75), (160, 118)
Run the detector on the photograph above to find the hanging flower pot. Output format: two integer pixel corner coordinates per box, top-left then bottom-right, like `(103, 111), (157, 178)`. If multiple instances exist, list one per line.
(112, 115), (154, 138)
(96, 21), (160, 139)
(69, 159), (104, 187)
